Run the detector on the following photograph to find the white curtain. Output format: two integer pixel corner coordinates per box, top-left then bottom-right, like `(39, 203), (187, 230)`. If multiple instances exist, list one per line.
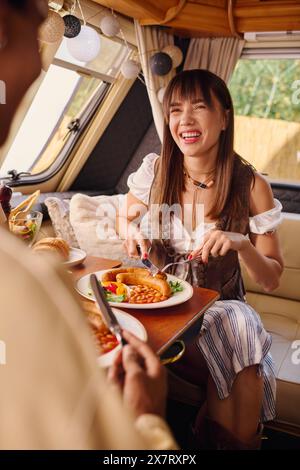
(134, 20), (176, 142)
(184, 37), (245, 83)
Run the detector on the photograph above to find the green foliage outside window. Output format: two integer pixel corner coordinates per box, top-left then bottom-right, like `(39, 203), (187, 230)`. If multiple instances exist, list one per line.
(229, 59), (300, 123)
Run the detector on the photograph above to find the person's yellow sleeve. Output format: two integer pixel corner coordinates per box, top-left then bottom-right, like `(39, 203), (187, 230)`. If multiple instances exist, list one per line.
(135, 414), (179, 450)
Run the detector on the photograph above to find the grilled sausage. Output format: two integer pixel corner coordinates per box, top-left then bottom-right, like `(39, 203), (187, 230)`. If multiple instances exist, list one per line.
(154, 271), (167, 280)
(101, 267), (150, 282)
(116, 273), (171, 298)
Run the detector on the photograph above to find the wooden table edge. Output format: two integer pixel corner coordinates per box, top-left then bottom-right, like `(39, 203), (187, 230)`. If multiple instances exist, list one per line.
(156, 292), (220, 355)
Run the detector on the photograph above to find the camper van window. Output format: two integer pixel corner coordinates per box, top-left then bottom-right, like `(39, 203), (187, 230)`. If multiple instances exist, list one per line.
(0, 35), (129, 180)
(229, 58), (300, 184)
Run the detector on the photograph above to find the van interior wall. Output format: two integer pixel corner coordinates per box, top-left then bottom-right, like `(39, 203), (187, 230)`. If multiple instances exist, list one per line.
(70, 79), (160, 193)
(272, 185), (300, 214)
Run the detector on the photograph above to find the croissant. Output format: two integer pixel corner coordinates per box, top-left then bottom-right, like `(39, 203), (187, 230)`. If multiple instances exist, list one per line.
(33, 237), (70, 261)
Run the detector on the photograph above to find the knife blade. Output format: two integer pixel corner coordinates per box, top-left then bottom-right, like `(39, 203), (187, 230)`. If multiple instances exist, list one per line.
(90, 274), (127, 347)
(137, 244), (160, 276)
(141, 257), (160, 276)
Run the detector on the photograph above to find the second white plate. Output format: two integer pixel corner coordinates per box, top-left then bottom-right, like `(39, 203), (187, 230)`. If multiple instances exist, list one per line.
(63, 247), (87, 267)
(97, 308), (147, 367)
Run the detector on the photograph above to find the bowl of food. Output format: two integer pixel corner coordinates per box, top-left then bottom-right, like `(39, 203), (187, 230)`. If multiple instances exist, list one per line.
(83, 301), (147, 368)
(9, 210), (43, 247)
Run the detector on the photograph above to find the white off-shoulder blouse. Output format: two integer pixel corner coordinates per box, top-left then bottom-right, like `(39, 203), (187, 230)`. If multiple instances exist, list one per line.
(127, 153), (283, 252)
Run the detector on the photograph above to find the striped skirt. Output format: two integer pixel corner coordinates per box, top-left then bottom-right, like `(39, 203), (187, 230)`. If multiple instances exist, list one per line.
(197, 300), (276, 422)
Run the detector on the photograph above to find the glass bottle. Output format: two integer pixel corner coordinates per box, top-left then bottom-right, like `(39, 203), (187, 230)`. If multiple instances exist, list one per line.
(0, 182), (12, 220)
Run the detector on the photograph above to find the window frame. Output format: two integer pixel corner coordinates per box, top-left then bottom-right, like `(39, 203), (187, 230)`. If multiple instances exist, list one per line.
(232, 44), (300, 188)
(0, 35), (133, 188)
(1, 80), (110, 187)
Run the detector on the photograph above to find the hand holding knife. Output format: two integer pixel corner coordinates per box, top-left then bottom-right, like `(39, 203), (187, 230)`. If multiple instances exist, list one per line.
(90, 274), (127, 347)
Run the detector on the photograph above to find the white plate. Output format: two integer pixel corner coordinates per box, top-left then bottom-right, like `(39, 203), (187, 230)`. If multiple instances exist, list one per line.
(97, 308), (147, 368)
(63, 247), (87, 267)
(76, 269), (193, 309)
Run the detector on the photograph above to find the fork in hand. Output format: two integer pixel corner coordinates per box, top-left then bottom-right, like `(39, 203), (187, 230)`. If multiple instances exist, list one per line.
(136, 245), (160, 276)
(141, 251), (192, 275)
(138, 245), (194, 276)
(160, 258), (192, 273)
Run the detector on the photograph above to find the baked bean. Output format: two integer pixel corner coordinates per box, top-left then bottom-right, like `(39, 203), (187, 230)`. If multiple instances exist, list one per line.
(129, 284), (169, 304)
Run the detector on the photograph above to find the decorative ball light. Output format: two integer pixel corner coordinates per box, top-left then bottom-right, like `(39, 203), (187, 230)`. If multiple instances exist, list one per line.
(157, 87), (166, 104)
(39, 10), (65, 44)
(150, 52), (172, 76)
(66, 25), (101, 62)
(63, 14), (81, 38)
(121, 60), (141, 79)
(100, 15), (120, 37)
(162, 45), (183, 68)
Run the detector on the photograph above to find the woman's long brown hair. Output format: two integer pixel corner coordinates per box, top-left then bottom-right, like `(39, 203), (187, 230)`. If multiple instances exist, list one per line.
(150, 69), (254, 221)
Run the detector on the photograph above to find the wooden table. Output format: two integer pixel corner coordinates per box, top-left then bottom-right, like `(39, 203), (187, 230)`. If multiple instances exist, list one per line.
(72, 256), (219, 354)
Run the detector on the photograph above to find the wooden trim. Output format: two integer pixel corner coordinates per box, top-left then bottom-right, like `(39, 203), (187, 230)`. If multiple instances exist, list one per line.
(92, 0), (174, 22)
(227, 0), (243, 39)
(52, 58), (116, 83)
(235, 2), (300, 19)
(94, 0), (300, 37)
(161, 3), (231, 36)
(149, 0), (187, 26)
(237, 15), (300, 33)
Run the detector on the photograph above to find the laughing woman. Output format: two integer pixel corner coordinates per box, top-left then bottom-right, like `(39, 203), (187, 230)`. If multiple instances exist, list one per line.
(118, 69), (284, 449)
(0, 0), (176, 450)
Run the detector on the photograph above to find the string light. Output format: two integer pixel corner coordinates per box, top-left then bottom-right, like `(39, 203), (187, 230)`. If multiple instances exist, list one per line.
(63, 14), (81, 38)
(150, 52), (172, 76)
(121, 60), (140, 79)
(162, 45), (183, 68)
(66, 25), (100, 62)
(43, 3), (182, 96)
(100, 14), (120, 37)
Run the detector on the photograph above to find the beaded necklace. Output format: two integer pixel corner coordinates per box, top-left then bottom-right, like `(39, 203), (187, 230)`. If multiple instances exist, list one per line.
(183, 167), (215, 189)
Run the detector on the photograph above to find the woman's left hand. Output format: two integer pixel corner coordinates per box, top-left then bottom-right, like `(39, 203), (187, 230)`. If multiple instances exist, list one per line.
(189, 230), (249, 263)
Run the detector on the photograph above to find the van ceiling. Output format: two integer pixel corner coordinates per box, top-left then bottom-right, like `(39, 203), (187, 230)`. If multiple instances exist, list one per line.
(91, 1), (300, 37)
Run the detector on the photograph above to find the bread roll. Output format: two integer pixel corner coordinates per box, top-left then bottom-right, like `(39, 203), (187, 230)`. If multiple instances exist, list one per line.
(33, 237), (70, 261)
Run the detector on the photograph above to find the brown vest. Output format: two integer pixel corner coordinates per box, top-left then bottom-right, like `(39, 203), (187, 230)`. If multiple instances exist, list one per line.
(150, 157), (254, 302)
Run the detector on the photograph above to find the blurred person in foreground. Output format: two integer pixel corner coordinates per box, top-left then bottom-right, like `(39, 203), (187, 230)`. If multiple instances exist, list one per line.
(0, 0), (177, 450)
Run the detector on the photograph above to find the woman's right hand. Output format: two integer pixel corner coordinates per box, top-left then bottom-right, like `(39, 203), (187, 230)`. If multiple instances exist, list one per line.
(123, 232), (151, 258)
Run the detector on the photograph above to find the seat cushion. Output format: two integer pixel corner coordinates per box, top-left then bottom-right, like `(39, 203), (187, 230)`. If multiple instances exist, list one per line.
(242, 213), (300, 302)
(69, 193), (126, 260)
(44, 197), (79, 248)
(11, 190), (114, 221)
(246, 292), (300, 427)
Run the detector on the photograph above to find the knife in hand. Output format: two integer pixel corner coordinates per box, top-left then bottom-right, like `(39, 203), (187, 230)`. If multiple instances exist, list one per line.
(90, 274), (127, 347)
